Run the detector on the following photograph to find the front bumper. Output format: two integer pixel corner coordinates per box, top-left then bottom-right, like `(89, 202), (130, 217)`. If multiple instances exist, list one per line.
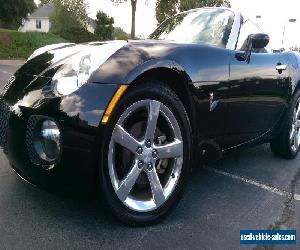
(0, 82), (120, 194)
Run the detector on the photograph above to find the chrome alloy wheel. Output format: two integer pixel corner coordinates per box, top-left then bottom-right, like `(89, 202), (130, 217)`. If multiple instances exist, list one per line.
(108, 100), (184, 212)
(290, 98), (300, 152)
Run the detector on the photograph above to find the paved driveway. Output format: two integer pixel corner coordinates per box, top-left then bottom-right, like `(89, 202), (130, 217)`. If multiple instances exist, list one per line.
(0, 60), (24, 84)
(0, 61), (299, 249)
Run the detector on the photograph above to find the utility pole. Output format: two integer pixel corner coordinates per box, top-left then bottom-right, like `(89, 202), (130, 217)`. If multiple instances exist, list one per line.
(282, 18), (296, 48)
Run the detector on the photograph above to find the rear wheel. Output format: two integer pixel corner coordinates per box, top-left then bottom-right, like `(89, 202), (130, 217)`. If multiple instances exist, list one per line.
(270, 90), (300, 159)
(100, 82), (192, 225)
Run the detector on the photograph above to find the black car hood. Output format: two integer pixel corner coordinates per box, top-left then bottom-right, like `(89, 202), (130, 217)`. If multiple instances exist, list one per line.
(19, 41), (129, 78)
(2, 41), (129, 104)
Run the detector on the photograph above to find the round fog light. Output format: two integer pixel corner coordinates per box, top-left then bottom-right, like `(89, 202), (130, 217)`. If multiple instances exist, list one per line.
(34, 120), (61, 162)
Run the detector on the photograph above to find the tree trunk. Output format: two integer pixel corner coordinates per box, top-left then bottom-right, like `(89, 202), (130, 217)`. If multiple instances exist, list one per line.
(131, 0), (137, 39)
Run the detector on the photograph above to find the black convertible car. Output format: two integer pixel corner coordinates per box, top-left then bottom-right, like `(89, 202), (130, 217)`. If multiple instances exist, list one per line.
(1, 7), (300, 225)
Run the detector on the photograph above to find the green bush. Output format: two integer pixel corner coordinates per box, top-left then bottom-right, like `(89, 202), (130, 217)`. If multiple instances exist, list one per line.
(0, 29), (66, 59)
(114, 27), (131, 40)
(52, 26), (96, 43)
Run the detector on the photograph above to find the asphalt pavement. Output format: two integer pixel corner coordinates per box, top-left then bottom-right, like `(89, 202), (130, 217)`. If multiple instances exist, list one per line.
(0, 60), (299, 249)
(0, 60), (24, 84)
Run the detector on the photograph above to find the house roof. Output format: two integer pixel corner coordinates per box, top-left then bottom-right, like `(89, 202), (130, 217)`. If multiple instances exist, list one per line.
(28, 2), (96, 28)
(29, 3), (54, 18)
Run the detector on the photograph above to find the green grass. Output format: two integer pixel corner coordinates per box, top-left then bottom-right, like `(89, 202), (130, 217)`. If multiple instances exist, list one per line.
(0, 29), (66, 59)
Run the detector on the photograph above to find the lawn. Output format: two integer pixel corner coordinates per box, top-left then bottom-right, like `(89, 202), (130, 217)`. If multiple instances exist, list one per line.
(0, 29), (66, 59)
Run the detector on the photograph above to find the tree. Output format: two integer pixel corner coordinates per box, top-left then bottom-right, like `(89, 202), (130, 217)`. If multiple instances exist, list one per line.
(50, 0), (94, 42)
(51, 0), (89, 30)
(156, 0), (231, 24)
(111, 0), (147, 39)
(290, 46), (300, 53)
(0, 0), (36, 29)
(94, 11), (114, 40)
(38, 0), (51, 7)
(156, 0), (179, 26)
(114, 27), (131, 40)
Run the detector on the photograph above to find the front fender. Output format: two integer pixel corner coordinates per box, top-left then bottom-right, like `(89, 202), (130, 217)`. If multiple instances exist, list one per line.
(123, 59), (192, 84)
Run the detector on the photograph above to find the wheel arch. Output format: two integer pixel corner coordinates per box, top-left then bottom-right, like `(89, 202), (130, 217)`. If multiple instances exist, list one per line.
(124, 59), (197, 138)
(293, 79), (300, 97)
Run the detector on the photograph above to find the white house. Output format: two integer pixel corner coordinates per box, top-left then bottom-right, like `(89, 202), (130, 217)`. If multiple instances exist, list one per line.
(19, 3), (96, 33)
(19, 3), (53, 33)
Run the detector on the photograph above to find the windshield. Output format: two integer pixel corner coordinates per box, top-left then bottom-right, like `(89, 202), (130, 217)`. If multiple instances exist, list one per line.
(150, 8), (235, 48)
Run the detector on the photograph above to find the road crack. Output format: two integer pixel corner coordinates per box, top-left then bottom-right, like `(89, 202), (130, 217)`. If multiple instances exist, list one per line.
(254, 166), (300, 250)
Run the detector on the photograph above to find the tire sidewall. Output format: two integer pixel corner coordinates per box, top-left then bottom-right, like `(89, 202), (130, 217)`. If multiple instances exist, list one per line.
(287, 89), (300, 156)
(99, 82), (192, 225)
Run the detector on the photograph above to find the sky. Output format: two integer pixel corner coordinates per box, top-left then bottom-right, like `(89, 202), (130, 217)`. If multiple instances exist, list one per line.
(86, 0), (300, 49)
(230, 0), (300, 49)
(87, 0), (157, 38)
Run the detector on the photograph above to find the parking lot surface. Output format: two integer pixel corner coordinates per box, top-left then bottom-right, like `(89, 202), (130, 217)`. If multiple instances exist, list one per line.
(0, 60), (24, 84)
(0, 61), (299, 249)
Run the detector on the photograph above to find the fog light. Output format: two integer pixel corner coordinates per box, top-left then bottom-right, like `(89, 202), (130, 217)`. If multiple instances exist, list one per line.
(38, 120), (61, 161)
(33, 119), (61, 162)
(26, 116), (62, 169)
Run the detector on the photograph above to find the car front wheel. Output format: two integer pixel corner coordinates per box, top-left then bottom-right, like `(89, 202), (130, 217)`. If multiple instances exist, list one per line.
(100, 82), (192, 225)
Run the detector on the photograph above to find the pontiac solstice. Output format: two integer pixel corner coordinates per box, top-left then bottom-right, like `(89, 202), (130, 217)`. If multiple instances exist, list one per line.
(1, 7), (300, 225)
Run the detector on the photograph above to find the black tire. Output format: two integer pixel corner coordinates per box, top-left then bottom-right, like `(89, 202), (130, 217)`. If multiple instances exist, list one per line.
(270, 89), (300, 159)
(99, 81), (192, 226)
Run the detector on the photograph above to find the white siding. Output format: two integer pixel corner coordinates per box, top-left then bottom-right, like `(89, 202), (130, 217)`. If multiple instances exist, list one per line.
(19, 18), (50, 33)
(87, 24), (95, 34)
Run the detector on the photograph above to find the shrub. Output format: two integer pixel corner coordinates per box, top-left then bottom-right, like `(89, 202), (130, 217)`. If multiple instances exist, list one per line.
(0, 29), (66, 59)
(52, 26), (96, 43)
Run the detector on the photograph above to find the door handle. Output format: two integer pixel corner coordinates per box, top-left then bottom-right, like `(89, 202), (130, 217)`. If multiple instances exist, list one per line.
(276, 64), (287, 71)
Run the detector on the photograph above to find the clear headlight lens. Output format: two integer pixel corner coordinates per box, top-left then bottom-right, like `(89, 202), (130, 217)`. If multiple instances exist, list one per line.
(49, 41), (127, 97)
(52, 52), (93, 96)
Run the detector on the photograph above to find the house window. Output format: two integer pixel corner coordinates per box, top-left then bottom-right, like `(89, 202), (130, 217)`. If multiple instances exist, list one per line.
(36, 20), (42, 29)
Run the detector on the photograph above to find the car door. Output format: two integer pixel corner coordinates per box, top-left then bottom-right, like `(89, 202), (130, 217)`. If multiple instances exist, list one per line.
(190, 47), (230, 145)
(223, 20), (290, 148)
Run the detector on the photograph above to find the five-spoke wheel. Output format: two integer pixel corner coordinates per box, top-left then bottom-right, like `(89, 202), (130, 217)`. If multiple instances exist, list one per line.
(100, 82), (191, 225)
(109, 100), (183, 212)
(290, 99), (300, 152)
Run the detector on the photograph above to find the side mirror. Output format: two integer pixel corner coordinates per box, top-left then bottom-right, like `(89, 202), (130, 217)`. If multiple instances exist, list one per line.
(236, 33), (270, 63)
(251, 33), (270, 49)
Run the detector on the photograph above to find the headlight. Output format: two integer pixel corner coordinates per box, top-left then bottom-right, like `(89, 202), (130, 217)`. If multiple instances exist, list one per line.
(48, 41), (127, 97)
(52, 52), (93, 96)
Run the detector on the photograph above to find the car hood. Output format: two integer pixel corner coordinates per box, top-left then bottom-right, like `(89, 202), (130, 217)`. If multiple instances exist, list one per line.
(2, 41), (128, 104)
(18, 40), (129, 78)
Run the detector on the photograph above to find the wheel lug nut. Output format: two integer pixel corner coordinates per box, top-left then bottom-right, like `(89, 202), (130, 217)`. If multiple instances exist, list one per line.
(145, 140), (151, 148)
(136, 146), (143, 154)
(138, 161), (144, 169)
(152, 149), (157, 158)
(147, 162), (153, 171)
